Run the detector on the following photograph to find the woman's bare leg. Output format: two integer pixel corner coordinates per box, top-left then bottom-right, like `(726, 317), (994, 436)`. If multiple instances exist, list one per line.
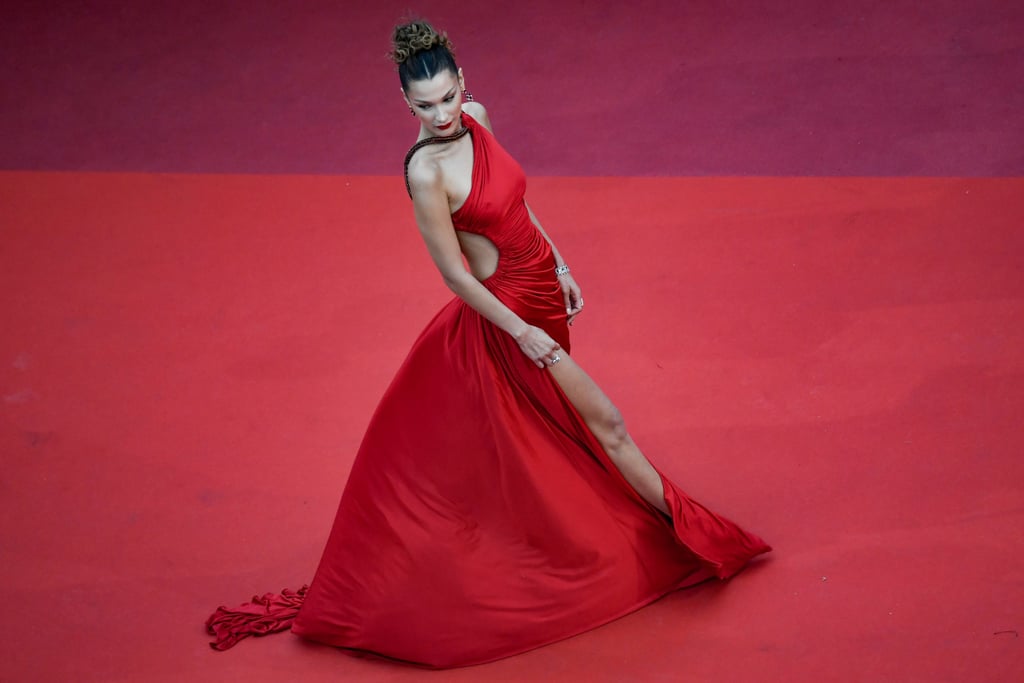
(547, 352), (669, 515)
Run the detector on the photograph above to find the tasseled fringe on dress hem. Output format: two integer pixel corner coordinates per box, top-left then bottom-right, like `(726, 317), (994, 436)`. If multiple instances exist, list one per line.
(206, 585), (309, 650)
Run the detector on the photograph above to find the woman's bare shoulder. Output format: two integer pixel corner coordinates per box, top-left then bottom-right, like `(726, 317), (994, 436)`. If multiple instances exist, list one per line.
(406, 147), (444, 193)
(462, 101), (494, 133)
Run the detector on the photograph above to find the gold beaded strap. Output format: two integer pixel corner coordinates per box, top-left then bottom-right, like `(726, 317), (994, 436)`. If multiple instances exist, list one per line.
(403, 125), (470, 197)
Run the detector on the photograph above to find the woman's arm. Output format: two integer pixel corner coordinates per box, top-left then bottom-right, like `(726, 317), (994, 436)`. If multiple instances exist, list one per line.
(525, 203), (565, 268)
(406, 154), (561, 368)
(525, 202), (584, 324)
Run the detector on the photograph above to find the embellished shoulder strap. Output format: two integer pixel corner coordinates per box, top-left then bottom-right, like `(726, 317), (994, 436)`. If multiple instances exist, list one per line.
(403, 124), (471, 197)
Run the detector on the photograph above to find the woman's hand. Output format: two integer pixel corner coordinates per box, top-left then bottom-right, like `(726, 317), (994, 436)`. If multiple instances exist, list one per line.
(559, 273), (584, 326)
(514, 325), (563, 369)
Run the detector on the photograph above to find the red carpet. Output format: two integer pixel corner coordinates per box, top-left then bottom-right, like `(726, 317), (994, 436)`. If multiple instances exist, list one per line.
(2, 171), (1022, 680)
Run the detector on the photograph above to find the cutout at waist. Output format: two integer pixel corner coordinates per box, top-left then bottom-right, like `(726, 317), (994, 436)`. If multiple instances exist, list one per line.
(456, 230), (499, 281)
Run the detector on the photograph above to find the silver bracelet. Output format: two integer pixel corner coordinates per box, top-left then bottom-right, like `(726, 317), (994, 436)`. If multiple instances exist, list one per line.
(554, 264), (571, 277)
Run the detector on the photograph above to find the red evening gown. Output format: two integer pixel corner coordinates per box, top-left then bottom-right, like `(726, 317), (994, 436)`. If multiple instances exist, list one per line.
(207, 112), (770, 667)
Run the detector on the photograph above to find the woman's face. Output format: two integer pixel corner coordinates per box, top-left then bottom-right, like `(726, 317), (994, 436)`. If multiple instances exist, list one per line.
(404, 68), (465, 136)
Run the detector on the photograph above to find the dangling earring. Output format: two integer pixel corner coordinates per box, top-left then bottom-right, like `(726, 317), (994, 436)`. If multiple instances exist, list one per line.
(462, 89), (474, 102)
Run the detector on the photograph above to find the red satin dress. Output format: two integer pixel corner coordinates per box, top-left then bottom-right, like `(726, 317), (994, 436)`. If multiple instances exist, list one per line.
(207, 112), (770, 667)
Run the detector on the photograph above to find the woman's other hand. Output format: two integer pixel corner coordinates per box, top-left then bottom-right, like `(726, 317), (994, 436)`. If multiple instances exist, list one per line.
(560, 274), (584, 325)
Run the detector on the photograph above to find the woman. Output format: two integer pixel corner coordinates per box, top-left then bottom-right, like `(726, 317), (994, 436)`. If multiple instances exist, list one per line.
(207, 20), (770, 668)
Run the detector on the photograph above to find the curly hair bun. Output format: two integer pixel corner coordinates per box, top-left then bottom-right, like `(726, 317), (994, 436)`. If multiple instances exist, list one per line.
(390, 20), (453, 65)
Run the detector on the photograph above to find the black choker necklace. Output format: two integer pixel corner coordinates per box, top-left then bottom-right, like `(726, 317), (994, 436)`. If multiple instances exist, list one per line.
(427, 124), (470, 144)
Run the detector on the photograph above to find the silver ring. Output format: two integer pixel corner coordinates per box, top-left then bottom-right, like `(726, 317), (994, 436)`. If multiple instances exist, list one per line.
(549, 354), (562, 365)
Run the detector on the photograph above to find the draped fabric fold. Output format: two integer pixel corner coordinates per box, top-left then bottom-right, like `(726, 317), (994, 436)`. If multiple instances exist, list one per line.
(206, 586), (309, 651)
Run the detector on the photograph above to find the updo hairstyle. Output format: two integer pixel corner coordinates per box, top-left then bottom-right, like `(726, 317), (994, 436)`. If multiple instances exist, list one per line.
(390, 20), (459, 91)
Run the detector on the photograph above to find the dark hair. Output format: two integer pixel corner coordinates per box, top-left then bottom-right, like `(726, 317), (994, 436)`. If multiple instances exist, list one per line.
(389, 20), (459, 91)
